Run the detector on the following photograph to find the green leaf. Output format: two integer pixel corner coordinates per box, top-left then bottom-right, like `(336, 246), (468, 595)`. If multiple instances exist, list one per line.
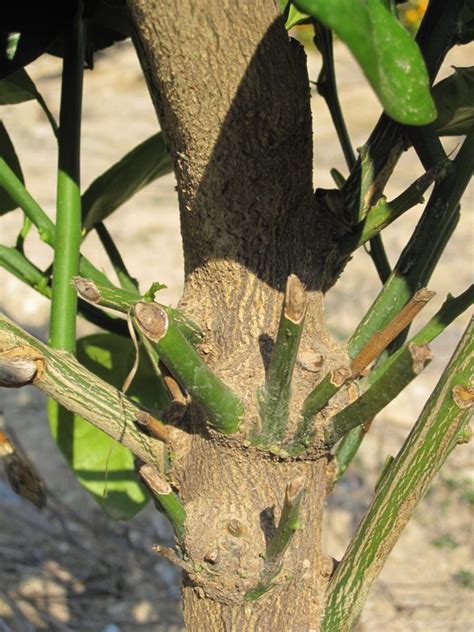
(293, 0), (436, 124)
(432, 67), (474, 136)
(286, 6), (310, 29)
(0, 68), (57, 136)
(82, 132), (172, 232)
(0, 121), (24, 215)
(48, 333), (170, 520)
(0, 68), (38, 105)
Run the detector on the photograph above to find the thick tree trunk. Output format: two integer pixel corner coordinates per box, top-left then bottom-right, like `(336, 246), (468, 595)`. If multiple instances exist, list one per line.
(127, 1), (344, 629)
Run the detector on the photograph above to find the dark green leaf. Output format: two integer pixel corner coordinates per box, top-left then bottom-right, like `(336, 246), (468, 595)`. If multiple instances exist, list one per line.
(48, 333), (170, 520)
(293, 0), (436, 124)
(432, 67), (474, 136)
(82, 132), (172, 231)
(0, 31), (58, 79)
(0, 121), (24, 215)
(0, 68), (38, 105)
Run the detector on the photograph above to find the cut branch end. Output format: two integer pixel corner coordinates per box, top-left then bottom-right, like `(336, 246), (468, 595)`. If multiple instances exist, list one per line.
(134, 301), (169, 342)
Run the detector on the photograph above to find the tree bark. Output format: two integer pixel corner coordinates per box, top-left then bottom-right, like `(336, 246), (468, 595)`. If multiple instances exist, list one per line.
(127, 1), (344, 629)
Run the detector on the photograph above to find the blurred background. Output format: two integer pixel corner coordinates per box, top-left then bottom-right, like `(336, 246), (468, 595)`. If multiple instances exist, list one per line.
(0, 3), (472, 630)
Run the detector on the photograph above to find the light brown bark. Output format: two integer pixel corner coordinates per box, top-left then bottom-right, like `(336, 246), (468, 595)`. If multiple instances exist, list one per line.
(127, 1), (343, 629)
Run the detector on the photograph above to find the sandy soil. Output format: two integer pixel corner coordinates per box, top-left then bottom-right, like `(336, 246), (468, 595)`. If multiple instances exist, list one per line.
(0, 35), (473, 632)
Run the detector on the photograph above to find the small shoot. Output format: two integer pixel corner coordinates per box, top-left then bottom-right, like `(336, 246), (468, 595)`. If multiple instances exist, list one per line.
(245, 475), (306, 601)
(255, 275), (308, 445)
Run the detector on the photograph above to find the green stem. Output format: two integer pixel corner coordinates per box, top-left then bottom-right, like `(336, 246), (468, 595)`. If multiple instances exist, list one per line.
(139, 464), (186, 546)
(0, 245), (51, 298)
(407, 124), (447, 171)
(0, 152), (113, 288)
(49, 5), (86, 353)
(74, 275), (202, 344)
(0, 314), (167, 470)
(322, 319), (473, 632)
(295, 287), (434, 450)
(255, 275), (307, 445)
(313, 21), (356, 170)
(15, 215), (32, 253)
(133, 302), (243, 434)
(334, 424), (367, 482)
(366, 234), (391, 283)
(245, 476), (305, 601)
(328, 285), (474, 446)
(0, 158), (55, 246)
(348, 130), (474, 359)
(343, 165), (443, 252)
(95, 222), (139, 292)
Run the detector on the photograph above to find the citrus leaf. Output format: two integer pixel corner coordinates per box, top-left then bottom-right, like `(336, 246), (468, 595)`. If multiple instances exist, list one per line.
(293, 0), (436, 125)
(432, 67), (474, 136)
(0, 121), (24, 215)
(0, 68), (38, 105)
(48, 333), (170, 520)
(82, 132), (172, 232)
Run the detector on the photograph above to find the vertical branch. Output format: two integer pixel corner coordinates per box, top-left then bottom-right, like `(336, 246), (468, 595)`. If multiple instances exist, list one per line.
(256, 275), (307, 444)
(49, 5), (86, 352)
(322, 319), (473, 632)
(48, 5), (86, 459)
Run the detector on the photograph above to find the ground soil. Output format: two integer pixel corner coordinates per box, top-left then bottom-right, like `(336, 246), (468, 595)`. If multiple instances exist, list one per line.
(0, 36), (472, 632)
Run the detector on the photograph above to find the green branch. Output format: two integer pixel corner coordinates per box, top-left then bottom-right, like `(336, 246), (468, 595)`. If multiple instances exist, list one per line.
(139, 464), (186, 546)
(313, 20), (356, 170)
(255, 275), (307, 445)
(0, 158), (55, 246)
(348, 130), (474, 359)
(0, 314), (167, 470)
(328, 285), (474, 447)
(245, 475), (306, 601)
(322, 318), (473, 632)
(0, 245), (51, 298)
(340, 0), (464, 224)
(0, 156), (113, 288)
(293, 289), (434, 450)
(49, 5), (86, 353)
(133, 301), (243, 435)
(342, 165), (442, 252)
(74, 276), (202, 344)
(95, 222), (139, 292)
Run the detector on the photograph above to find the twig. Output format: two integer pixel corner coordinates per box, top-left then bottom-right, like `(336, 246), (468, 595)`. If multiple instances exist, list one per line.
(255, 275), (308, 444)
(349, 288), (434, 377)
(348, 130), (474, 359)
(328, 285), (474, 446)
(245, 475), (306, 600)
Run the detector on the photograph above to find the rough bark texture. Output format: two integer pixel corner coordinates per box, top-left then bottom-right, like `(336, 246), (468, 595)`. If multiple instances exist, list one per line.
(127, 1), (344, 629)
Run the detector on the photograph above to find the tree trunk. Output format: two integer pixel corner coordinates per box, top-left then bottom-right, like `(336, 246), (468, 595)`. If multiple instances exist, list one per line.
(127, 1), (345, 628)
